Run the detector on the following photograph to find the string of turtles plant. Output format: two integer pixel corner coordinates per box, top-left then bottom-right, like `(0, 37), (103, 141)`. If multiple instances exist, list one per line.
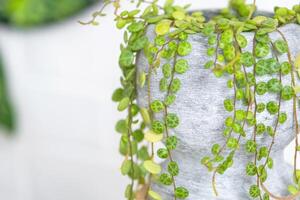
(81, 0), (300, 199)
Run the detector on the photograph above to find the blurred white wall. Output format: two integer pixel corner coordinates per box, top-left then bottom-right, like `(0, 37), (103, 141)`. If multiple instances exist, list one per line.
(0, 0), (299, 200)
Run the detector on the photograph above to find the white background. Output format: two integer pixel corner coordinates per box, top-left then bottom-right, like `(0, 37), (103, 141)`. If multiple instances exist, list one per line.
(0, 0), (299, 200)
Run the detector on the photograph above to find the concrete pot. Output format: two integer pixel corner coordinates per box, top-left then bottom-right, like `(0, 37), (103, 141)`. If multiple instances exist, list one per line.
(137, 11), (300, 200)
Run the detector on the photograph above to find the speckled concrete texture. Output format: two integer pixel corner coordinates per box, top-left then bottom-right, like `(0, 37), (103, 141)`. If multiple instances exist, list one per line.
(137, 19), (300, 200)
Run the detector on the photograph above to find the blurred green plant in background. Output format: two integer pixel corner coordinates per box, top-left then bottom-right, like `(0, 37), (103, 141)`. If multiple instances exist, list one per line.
(0, 0), (98, 27)
(0, 0), (99, 133)
(0, 56), (14, 131)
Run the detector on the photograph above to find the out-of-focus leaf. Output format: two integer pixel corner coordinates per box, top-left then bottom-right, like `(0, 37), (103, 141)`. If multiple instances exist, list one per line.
(0, 55), (15, 131)
(0, 0), (98, 27)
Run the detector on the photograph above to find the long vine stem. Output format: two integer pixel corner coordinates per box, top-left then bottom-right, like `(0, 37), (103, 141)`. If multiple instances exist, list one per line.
(261, 41), (282, 171)
(162, 43), (180, 200)
(251, 31), (263, 200)
(126, 103), (135, 199)
(276, 29), (300, 184)
(247, 0), (257, 20)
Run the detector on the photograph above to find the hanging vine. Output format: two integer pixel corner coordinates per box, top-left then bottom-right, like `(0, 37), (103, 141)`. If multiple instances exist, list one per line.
(82, 0), (300, 199)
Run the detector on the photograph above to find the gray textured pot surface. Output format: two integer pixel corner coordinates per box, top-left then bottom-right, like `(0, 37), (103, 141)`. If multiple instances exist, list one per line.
(137, 22), (300, 200)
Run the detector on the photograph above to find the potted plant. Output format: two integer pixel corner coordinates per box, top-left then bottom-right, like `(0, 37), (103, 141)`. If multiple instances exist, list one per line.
(83, 0), (300, 199)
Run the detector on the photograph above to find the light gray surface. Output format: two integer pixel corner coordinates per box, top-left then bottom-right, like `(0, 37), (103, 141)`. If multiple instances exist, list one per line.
(137, 23), (300, 200)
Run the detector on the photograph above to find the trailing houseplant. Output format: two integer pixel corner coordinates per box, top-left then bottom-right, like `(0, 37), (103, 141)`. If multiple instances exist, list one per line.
(82, 0), (300, 199)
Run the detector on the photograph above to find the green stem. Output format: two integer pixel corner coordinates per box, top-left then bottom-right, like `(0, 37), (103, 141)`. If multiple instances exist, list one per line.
(276, 29), (300, 184)
(211, 32), (245, 196)
(145, 39), (173, 198)
(247, 0), (257, 20)
(163, 46), (179, 200)
(262, 41), (282, 170)
(127, 103), (135, 200)
(252, 32), (263, 200)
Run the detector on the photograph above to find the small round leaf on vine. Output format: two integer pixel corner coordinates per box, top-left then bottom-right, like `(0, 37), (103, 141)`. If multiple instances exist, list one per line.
(168, 161), (179, 176)
(256, 59), (269, 76)
(240, 52), (255, 67)
(155, 36), (166, 46)
(256, 82), (268, 95)
(224, 99), (234, 112)
(204, 60), (214, 69)
(115, 119), (128, 134)
(267, 58), (280, 73)
(224, 44), (236, 61)
(143, 160), (162, 174)
(227, 137), (239, 149)
(245, 140), (257, 154)
(157, 148), (169, 159)
(164, 95), (176, 106)
(236, 34), (248, 48)
(177, 41), (192, 56)
(246, 162), (257, 176)
(118, 97), (130, 111)
(159, 173), (173, 185)
(266, 101), (279, 115)
(255, 34), (270, 43)
(144, 130), (163, 143)
(257, 103), (266, 113)
(166, 113), (180, 128)
(208, 35), (217, 46)
(267, 78), (282, 93)
(256, 123), (266, 135)
(278, 112), (287, 124)
(166, 136), (178, 150)
(112, 88), (124, 102)
(235, 110), (246, 121)
(255, 42), (270, 58)
(148, 190), (162, 200)
(119, 49), (134, 68)
(172, 10), (186, 20)
(155, 20), (172, 35)
(160, 78), (168, 92)
(175, 187), (189, 199)
(249, 185), (261, 198)
(281, 85), (294, 100)
(280, 61), (291, 75)
(267, 126), (275, 137)
(211, 144), (221, 155)
(171, 78), (182, 93)
(274, 39), (288, 53)
(175, 59), (189, 74)
(162, 63), (172, 78)
(152, 120), (165, 134)
(221, 29), (234, 44)
(207, 47), (216, 56)
(150, 100), (164, 113)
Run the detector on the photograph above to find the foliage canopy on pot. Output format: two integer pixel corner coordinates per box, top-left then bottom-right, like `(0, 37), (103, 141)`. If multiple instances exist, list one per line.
(82, 0), (300, 199)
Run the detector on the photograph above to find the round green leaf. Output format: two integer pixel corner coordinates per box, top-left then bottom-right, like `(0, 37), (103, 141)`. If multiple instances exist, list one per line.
(118, 97), (130, 111)
(175, 59), (189, 74)
(177, 41), (192, 56)
(155, 20), (171, 35)
(274, 39), (288, 54)
(143, 160), (162, 174)
(148, 190), (162, 200)
(119, 49), (134, 68)
(144, 130), (163, 143)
